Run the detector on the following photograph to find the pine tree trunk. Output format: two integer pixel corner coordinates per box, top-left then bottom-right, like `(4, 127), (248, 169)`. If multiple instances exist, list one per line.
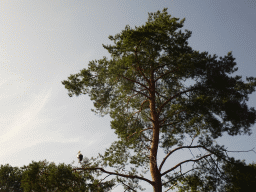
(149, 76), (162, 192)
(149, 124), (162, 192)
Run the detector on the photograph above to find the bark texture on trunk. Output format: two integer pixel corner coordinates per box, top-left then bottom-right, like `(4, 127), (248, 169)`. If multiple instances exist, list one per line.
(149, 76), (162, 192)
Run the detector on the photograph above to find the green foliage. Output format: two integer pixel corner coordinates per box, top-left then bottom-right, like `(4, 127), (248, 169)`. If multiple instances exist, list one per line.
(222, 158), (256, 192)
(0, 160), (115, 192)
(62, 7), (256, 191)
(0, 164), (23, 191)
(20, 160), (82, 191)
(173, 157), (256, 192)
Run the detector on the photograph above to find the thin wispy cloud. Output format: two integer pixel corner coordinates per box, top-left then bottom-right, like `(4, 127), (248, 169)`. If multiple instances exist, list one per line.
(0, 2), (255, 191)
(0, 87), (52, 144)
(0, 42), (11, 65)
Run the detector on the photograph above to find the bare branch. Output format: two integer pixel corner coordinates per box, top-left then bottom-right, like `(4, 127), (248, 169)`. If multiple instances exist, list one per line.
(159, 145), (209, 172)
(207, 155), (227, 180)
(73, 167), (154, 185)
(163, 168), (193, 186)
(190, 133), (198, 146)
(161, 154), (212, 177)
(224, 147), (256, 154)
(160, 145), (256, 176)
(162, 167), (201, 190)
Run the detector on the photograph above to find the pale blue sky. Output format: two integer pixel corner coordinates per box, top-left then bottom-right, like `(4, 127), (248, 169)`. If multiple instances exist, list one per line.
(1, 0), (256, 191)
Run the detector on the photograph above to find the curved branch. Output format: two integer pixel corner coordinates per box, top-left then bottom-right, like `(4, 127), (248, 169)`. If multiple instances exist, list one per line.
(162, 167), (200, 186)
(159, 145), (256, 174)
(140, 99), (149, 112)
(159, 145), (210, 172)
(73, 167), (154, 185)
(161, 154), (212, 177)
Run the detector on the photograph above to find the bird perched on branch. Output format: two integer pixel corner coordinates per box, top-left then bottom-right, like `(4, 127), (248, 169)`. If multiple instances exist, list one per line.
(77, 151), (83, 164)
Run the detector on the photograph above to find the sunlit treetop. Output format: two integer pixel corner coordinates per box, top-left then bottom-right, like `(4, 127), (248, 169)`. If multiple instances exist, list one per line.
(62, 8), (256, 192)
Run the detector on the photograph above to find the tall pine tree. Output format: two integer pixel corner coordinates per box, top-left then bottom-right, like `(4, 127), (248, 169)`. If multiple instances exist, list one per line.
(62, 8), (256, 192)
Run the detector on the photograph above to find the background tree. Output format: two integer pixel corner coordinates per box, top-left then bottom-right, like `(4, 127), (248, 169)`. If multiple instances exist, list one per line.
(0, 159), (115, 192)
(173, 157), (256, 192)
(62, 8), (256, 192)
(221, 158), (256, 191)
(20, 159), (115, 192)
(1, 159), (255, 191)
(0, 164), (23, 191)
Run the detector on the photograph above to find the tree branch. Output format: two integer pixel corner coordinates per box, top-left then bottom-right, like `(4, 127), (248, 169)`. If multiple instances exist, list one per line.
(162, 167), (197, 186)
(141, 132), (153, 143)
(73, 167), (154, 185)
(96, 174), (112, 190)
(161, 154), (212, 177)
(160, 145), (256, 175)
(134, 40), (151, 85)
(140, 99), (149, 112)
(152, 63), (171, 73)
(154, 67), (179, 83)
(116, 177), (137, 192)
(128, 100), (152, 120)
(126, 92), (141, 107)
(159, 110), (186, 125)
(155, 90), (168, 100)
(190, 133), (198, 146)
(126, 99), (150, 122)
(118, 74), (149, 91)
(126, 127), (153, 142)
(165, 183), (177, 192)
(158, 88), (196, 116)
(224, 147), (256, 154)
(131, 88), (150, 99)
(160, 121), (180, 128)
(159, 145), (210, 172)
